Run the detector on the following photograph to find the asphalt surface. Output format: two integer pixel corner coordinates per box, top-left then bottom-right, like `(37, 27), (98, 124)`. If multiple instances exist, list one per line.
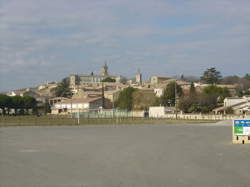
(0, 121), (250, 187)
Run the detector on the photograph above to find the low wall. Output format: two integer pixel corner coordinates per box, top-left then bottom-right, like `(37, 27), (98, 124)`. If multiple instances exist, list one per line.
(163, 114), (250, 120)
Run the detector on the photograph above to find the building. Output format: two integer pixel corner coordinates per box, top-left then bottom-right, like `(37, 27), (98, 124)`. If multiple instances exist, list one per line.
(213, 96), (250, 114)
(135, 69), (142, 84)
(6, 89), (29, 97)
(194, 83), (237, 96)
(69, 63), (123, 89)
(149, 106), (175, 118)
(49, 97), (69, 106)
(51, 97), (107, 114)
(154, 88), (164, 97)
(224, 97), (247, 107)
(37, 82), (57, 91)
(150, 76), (171, 84)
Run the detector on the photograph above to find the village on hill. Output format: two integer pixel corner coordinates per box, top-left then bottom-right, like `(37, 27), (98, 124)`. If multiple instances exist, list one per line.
(1, 64), (250, 117)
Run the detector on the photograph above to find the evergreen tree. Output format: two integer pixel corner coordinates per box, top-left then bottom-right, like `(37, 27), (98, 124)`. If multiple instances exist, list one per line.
(189, 82), (196, 95)
(102, 77), (116, 82)
(200, 67), (222, 84)
(11, 96), (24, 114)
(23, 96), (37, 114)
(55, 78), (73, 98)
(244, 73), (250, 81)
(160, 81), (183, 106)
(0, 94), (10, 115)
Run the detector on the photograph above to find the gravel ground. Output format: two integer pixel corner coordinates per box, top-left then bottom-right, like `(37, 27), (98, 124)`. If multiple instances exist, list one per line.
(0, 121), (250, 187)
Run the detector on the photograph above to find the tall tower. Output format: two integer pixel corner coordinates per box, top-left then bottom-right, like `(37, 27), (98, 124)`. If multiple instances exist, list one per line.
(135, 69), (142, 84)
(69, 75), (77, 88)
(101, 62), (109, 76)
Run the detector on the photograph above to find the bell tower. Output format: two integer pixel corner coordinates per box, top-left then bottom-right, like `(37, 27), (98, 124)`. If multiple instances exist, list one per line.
(101, 62), (109, 76)
(135, 69), (142, 84)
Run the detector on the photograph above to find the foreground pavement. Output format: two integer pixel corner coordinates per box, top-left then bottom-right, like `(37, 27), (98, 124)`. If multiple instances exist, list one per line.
(0, 121), (250, 187)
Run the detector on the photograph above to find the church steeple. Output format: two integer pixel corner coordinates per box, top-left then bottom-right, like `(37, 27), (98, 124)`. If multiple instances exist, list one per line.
(136, 68), (142, 84)
(101, 62), (109, 76)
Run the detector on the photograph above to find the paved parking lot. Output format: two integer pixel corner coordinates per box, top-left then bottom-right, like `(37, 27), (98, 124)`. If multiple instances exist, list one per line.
(1, 121), (250, 187)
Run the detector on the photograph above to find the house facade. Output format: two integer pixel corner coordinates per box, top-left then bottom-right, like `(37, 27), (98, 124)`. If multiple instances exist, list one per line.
(51, 97), (110, 114)
(213, 96), (250, 115)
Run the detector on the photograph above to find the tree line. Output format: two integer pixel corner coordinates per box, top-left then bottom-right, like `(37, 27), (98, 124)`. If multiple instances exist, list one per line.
(0, 94), (37, 115)
(114, 82), (232, 113)
(184, 67), (250, 92)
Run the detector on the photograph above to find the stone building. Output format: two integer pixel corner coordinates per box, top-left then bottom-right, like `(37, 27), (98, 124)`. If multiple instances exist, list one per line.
(150, 76), (171, 84)
(135, 69), (142, 84)
(69, 63), (123, 89)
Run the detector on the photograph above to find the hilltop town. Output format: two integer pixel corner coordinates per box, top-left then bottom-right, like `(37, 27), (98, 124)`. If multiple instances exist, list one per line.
(1, 64), (250, 116)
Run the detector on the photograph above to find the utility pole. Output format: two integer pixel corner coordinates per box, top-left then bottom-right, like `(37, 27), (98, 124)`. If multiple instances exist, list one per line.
(175, 81), (177, 119)
(101, 82), (105, 109)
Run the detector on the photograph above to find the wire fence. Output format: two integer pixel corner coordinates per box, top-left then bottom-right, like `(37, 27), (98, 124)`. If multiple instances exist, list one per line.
(71, 109), (141, 119)
(0, 114), (218, 127)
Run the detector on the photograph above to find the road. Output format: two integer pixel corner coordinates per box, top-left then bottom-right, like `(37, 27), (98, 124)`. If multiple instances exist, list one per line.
(0, 121), (250, 187)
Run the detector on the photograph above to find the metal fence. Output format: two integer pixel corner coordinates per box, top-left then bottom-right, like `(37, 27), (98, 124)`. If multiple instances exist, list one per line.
(2, 112), (247, 127)
(164, 114), (250, 120)
(71, 109), (144, 119)
(0, 115), (169, 126)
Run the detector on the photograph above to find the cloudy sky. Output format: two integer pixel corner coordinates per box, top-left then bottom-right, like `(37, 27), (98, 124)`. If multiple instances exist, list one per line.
(0, 0), (250, 91)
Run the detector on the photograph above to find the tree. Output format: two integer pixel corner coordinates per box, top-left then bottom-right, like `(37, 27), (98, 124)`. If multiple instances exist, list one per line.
(200, 67), (222, 84)
(160, 81), (183, 106)
(43, 99), (51, 114)
(23, 96), (37, 114)
(244, 73), (250, 81)
(220, 75), (241, 85)
(11, 96), (24, 114)
(0, 94), (11, 115)
(102, 77), (116, 82)
(190, 82), (196, 95)
(114, 87), (137, 111)
(203, 85), (230, 103)
(178, 96), (196, 113)
(179, 93), (218, 113)
(55, 78), (73, 98)
(132, 90), (158, 110)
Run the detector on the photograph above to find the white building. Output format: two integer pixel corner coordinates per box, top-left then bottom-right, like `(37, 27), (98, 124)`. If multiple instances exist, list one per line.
(154, 88), (164, 97)
(51, 97), (104, 114)
(149, 106), (165, 118)
(213, 96), (250, 114)
(224, 97), (250, 107)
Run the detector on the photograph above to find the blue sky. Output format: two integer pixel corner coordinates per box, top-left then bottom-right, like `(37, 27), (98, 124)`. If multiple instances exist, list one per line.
(0, 0), (250, 91)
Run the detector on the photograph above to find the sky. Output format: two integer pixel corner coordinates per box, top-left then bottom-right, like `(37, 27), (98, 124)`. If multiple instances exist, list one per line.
(0, 0), (250, 92)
